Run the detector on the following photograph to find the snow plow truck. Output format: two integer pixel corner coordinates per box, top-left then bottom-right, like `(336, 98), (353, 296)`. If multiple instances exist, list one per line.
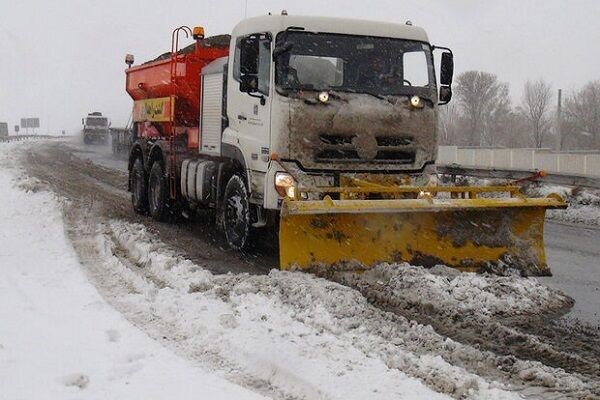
(124, 13), (566, 275)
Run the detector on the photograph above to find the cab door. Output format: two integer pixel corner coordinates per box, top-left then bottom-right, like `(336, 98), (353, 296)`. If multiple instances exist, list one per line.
(224, 33), (272, 174)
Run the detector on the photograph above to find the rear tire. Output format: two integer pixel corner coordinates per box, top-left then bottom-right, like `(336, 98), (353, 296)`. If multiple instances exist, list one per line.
(148, 161), (170, 221)
(223, 175), (251, 250)
(131, 157), (148, 214)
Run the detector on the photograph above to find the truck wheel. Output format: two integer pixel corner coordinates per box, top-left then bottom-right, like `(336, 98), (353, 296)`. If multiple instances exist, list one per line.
(131, 157), (148, 214)
(148, 161), (170, 221)
(223, 175), (251, 250)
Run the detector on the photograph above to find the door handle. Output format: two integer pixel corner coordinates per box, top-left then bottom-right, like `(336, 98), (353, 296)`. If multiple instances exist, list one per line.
(237, 114), (247, 121)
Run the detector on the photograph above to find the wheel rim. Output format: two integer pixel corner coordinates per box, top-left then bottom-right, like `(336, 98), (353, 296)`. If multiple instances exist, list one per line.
(225, 192), (247, 247)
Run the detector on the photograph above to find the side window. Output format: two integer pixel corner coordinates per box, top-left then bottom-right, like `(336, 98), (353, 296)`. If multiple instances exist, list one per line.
(233, 37), (242, 81)
(257, 36), (271, 95)
(236, 33), (271, 96)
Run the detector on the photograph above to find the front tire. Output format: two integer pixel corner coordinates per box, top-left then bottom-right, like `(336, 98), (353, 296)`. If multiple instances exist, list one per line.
(148, 161), (170, 221)
(223, 175), (251, 250)
(131, 157), (148, 214)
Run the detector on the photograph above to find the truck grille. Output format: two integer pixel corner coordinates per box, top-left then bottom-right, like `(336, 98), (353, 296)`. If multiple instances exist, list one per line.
(319, 134), (355, 145)
(376, 136), (414, 146)
(315, 133), (415, 164)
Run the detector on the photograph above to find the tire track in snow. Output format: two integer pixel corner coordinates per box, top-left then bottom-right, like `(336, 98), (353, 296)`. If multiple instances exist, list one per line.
(332, 267), (600, 380)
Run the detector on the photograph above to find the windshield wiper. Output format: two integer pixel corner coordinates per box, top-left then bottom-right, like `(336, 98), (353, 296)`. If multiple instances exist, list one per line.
(335, 88), (387, 101)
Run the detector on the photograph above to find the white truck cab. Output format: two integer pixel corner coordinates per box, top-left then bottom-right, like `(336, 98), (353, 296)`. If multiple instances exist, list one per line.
(201, 14), (453, 212)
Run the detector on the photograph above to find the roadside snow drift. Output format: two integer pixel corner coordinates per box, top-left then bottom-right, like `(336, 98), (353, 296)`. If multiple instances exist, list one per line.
(73, 219), (595, 399)
(0, 145), (267, 400)
(336, 263), (573, 319)
(523, 182), (600, 226)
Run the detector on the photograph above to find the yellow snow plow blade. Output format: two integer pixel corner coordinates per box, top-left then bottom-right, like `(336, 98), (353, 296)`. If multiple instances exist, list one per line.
(279, 186), (566, 276)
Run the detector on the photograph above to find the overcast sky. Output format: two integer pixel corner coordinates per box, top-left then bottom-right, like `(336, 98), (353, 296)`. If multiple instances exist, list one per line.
(0, 0), (598, 133)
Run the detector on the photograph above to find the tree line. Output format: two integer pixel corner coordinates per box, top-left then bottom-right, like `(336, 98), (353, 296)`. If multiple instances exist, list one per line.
(439, 71), (600, 151)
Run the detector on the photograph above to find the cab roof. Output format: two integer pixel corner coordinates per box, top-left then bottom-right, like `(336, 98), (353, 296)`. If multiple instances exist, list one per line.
(232, 14), (429, 43)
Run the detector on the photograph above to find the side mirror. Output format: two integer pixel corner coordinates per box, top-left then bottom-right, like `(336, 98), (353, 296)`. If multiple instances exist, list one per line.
(440, 52), (454, 86)
(240, 74), (258, 93)
(439, 85), (452, 104)
(82, 118), (84, 125)
(240, 36), (259, 75)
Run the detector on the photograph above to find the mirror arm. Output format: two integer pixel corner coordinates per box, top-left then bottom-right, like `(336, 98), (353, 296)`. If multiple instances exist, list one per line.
(432, 45), (453, 56)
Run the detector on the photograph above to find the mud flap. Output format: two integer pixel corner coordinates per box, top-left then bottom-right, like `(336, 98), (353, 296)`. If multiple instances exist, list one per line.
(279, 195), (565, 276)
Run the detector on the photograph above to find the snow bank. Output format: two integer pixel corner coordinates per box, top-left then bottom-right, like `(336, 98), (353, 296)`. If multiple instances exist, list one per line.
(94, 221), (455, 400)
(338, 263), (573, 319)
(0, 146), (266, 400)
(80, 220), (596, 399)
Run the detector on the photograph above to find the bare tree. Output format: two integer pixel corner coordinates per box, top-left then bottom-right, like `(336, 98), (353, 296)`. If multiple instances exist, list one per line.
(489, 109), (529, 148)
(519, 79), (552, 148)
(455, 71), (511, 146)
(438, 102), (460, 145)
(563, 80), (600, 150)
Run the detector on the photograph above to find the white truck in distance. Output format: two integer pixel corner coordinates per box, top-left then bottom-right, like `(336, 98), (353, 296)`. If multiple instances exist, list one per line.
(82, 112), (110, 144)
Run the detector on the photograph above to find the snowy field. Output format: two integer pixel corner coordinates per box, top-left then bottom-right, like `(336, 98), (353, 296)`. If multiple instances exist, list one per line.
(2, 140), (599, 399)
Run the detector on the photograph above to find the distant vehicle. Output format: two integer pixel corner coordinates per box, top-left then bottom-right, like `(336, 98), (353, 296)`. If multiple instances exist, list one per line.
(0, 122), (8, 137)
(82, 112), (110, 144)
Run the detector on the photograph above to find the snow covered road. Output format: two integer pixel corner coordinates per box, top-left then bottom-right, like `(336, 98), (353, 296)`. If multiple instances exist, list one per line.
(0, 155), (268, 400)
(2, 139), (600, 399)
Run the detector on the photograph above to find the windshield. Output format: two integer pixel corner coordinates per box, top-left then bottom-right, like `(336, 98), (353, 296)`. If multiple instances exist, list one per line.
(86, 118), (108, 127)
(275, 31), (435, 98)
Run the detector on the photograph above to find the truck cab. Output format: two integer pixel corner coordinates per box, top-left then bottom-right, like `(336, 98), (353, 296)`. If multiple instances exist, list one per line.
(220, 15), (453, 210)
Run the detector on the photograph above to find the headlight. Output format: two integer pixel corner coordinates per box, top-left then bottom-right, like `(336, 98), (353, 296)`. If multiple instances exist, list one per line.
(275, 172), (296, 198)
(410, 95), (423, 108)
(318, 91), (329, 103)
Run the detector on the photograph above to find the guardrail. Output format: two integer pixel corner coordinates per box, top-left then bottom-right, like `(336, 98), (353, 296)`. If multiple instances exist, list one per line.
(438, 146), (600, 178)
(0, 135), (60, 143)
(438, 165), (600, 189)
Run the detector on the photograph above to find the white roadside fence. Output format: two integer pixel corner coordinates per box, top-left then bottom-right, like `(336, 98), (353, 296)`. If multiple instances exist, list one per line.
(438, 146), (600, 178)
